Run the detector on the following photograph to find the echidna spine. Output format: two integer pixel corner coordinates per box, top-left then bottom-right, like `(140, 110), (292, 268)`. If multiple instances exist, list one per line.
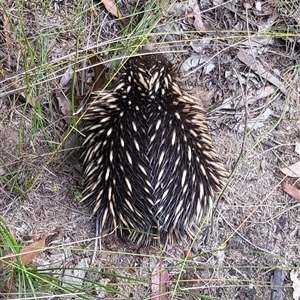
(81, 54), (227, 246)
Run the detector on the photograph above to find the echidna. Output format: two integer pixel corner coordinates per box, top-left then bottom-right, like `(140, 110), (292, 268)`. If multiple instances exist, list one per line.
(81, 53), (226, 246)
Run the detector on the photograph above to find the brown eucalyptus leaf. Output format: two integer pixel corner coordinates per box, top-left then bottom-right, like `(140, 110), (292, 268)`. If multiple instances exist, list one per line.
(151, 261), (169, 300)
(281, 182), (300, 200)
(89, 55), (106, 91)
(280, 161), (300, 177)
(2, 12), (11, 53)
(19, 237), (46, 265)
(103, 0), (122, 18)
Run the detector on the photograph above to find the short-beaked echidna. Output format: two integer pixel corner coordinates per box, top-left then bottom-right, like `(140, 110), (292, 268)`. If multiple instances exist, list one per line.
(81, 54), (227, 246)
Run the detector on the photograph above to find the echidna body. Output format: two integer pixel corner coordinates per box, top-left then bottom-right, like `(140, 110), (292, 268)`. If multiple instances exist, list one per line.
(81, 54), (226, 246)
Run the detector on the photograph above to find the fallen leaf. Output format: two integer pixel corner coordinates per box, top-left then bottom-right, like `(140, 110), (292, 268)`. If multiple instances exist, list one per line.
(237, 50), (287, 94)
(96, 278), (110, 298)
(280, 161), (300, 177)
(62, 257), (90, 288)
(0, 237), (46, 295)
(203, 63), (215, 75)
(194, 13), (205, 31)
(190, 39), (211, 54)
(183, 249), (192, 259)
(216, 250), (225, 265)
(102, 0), (121, 18)
(188, 0), (206, 31)
(243, 2), (252, 9)
(255, 2), (262, 11)
(213, 0), (224, 5)
(3, 12), (11, 53)
(233, 107), (273, 133)
(240, 37), (275, 48)
(19, 237), (46, 265)
(60, 66), (74, 87)
(281, 182), (300, 200)
(290, 269), (300, 300)
(3, 277), (18, 297)
(180, 54), (212, 73)
(128, 268), (136, 274)
(55, 91), (71, 117)
(89, 55), (106, 91)
(5, 75), (37, 107)
(0, 237), (46, 267)
(151, 260), (169, 300)
(0, 64), (37, 107)
(247, 86), (275, 105)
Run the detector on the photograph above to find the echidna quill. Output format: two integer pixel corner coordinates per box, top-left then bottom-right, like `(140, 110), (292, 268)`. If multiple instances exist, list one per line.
(81, 54), (227, 246)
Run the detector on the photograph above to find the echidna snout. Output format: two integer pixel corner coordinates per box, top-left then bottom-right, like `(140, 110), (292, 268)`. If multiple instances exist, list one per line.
(81, 54), (227, 246)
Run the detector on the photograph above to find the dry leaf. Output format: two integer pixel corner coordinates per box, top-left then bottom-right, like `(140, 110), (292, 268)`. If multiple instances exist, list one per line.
(60, 66), (74, 87)
(151, 261), (169, 300)
(280, 161), (300, 177)
(0, 238), (46, 268)
(255, 2), (262, 11)
(102, 0), (121, 18)
(247, 86), (275, 105)
(3, 277), (18, 297)
(233, 107), (273, 133)
(188, 0), (205, 31)
(3, 70), (37, 107)
(183, 249), (192, 259)
(243, 2), (252, 9)
(2, 72), (37, 107)
(237, 50), (287, 94)
(55, 91), (71, 117)
(89, 55), (106, 91)
(180, 54), (212, 73)
(0, 237), (46, 295)
(281, 182), (300, 200)
(128, 268), (136, 274)
(3, 13), (11, 53)
(19, 237), (46, 265)
(290, 269), (300, 300)
(213, 0), (224, 5)
(194, 13), (205, 31)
